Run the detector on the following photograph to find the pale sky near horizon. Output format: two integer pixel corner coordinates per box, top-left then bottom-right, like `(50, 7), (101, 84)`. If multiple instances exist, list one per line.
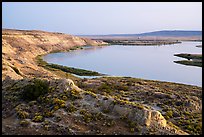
(2, 2), (202, 35)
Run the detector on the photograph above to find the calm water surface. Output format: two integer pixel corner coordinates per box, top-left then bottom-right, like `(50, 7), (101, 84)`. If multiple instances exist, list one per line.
(43, 41), (202, 87)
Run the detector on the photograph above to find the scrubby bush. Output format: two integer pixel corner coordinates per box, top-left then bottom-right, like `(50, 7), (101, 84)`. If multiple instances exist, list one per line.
(98, 83), (112, 93)
(21, 79), (49, 101)
(114, 84), (129, 91)
(17, 111), (29, 119)
(32, 115), (44, 122)
(66, 103), (77, 113)
(19, 119), (30, 127)
(165, 110), (173, 118)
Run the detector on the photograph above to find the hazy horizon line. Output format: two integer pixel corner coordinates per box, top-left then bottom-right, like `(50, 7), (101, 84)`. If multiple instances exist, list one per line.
(2, 27), (202, 36)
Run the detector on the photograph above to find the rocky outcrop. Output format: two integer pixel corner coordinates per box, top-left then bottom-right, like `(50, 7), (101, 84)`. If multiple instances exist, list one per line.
(78, 92), (187, 135)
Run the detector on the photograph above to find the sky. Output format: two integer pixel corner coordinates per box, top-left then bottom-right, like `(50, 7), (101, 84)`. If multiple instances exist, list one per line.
(2, 2), (202, 35)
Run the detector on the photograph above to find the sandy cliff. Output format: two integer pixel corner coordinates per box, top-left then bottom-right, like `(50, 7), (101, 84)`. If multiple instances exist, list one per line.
(2, 29), (106, 80)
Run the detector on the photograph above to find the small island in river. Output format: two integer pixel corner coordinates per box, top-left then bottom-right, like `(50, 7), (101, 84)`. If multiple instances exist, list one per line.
(196, 45), (202, 48)
(97, 39), (181, 46)
(174, 53), (202, 67)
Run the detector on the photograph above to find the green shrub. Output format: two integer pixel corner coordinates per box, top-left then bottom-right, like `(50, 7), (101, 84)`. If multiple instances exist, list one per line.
(98, 83), (112, 93)
(17, 111), (29, 119)
(94, 112), (103, 121)
(165, 110), (173, 118)
(19, 119), (30, 127)
(130, 128), (135, 133)
(21, 79), (49, 101)
(82, 113), (93, 123)
(67, 103), (77, 113)
(32, 115), (44, 122)
(114, 84), (129, 91)
(44, 111), (54, 118)
(106, 119), (116, 127)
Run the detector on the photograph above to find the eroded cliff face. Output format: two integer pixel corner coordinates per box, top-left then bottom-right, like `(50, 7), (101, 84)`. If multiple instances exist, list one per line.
(2, 29), (107, 80)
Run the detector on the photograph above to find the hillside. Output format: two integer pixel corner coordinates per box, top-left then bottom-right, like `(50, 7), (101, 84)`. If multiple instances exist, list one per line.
(2, 29), (106, 80)
(2, 29), (202, 135)
(105, 30), (202, 37)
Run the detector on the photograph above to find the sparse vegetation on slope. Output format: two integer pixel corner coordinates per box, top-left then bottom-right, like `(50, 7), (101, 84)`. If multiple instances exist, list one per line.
(76, 77), (202, 135)
(2, 77), (191, 135)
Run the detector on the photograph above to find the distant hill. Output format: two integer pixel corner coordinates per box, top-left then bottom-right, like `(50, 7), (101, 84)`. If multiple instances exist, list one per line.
(105, 30), (202, 37)
(133, 30), (201, 37)
(80, 30), (202, 41)
(81, 30), (202, 37)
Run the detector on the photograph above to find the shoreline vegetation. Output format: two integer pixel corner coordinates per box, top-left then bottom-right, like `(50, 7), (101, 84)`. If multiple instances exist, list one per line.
(36, 47), (105, 77)
(100, 39), (181, 46)
(174, 53), (202, 67)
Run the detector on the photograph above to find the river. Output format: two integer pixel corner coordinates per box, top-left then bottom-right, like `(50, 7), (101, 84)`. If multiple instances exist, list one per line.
(43, 41), (202, 87)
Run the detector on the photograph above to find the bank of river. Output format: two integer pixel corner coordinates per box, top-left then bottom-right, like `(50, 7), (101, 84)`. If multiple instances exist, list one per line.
(43, 41), (202, 87)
